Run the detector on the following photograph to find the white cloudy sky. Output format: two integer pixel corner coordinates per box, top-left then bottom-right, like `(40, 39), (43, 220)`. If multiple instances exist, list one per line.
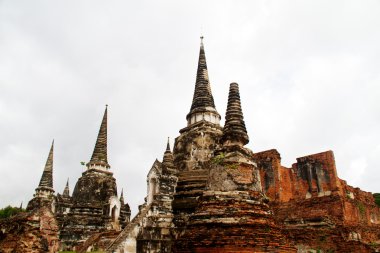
(1, 1), (380, 215)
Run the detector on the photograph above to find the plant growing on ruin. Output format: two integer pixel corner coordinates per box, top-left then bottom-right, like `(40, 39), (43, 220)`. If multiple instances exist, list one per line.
(373, 193), (380, 207)
(225, 163), (239, 170)
(356, 202), (366, 216)
(212, 152), (225, 165)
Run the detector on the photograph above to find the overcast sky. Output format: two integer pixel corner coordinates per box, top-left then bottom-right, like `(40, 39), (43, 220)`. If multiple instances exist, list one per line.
(1, 1), (380, 215)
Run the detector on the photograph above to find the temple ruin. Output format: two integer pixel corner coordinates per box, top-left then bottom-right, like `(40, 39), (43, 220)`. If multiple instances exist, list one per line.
(0, 38), (379, 253)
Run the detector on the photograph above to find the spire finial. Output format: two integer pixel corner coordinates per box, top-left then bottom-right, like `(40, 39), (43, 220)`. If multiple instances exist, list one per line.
(88, 106), (109, 168)
(63, 178), (70, 197)
(162, 138), (174, 168)
(222, 82), (249, 147)
(166, 137), (171, 151)
(120, 188), (125, 204)
(36, 140), (55, 195)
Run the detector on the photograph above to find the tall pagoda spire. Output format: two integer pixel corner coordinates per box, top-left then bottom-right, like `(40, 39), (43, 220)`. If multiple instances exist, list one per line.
(35, 140), (55, 197)
(62, 178), (70, 197)
(222, 82), (249, 147)
(166, 137), (171, 151)
(87, 105), (110, 170)
(120, 188), (124, 204)
(162, 137), (174, 168)
(186, 36), (221, 126)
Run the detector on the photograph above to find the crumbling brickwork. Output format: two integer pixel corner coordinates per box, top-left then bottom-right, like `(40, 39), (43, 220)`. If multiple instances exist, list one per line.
(255, 149), (380, 252)
(0, 207), (59, 253)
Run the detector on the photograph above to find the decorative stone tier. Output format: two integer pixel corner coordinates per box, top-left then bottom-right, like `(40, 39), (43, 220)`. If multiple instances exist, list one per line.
(71, 170), (117, 204)
(60, 169), (121, 250)
(222, 82), (249, 147)
(173, 190), (296, 252)
(173, 121), (223, 216)
(27, 195), (56, 212)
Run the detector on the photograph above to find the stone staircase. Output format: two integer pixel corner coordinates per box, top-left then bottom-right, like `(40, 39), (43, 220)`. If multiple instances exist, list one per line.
(76, 232), (103, 253)
(76, 230), (120, 253)
(105, 203), (151, 253)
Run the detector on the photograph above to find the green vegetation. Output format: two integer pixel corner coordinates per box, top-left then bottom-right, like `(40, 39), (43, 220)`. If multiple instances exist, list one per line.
(212, 152), (225, 165)
(356, 202), (366, 216)
(370, 241), (379, 248)
(373, 193), (380, 207)
(226, 163), (239, 170)
(0, 205), (25, 219)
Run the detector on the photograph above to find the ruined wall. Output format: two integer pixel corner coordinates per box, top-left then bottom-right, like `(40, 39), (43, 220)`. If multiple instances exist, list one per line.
(254, 149), (294, 202)
(0, 207), (59, 253)
(341, 180), (380, 226)
(255, 149), (380, 252)
(255, 150), (342, 202)
(292, 151), (342, 199)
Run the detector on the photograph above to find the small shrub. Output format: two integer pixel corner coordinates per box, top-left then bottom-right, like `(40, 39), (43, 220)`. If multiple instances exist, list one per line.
(212, 153), (225, 165)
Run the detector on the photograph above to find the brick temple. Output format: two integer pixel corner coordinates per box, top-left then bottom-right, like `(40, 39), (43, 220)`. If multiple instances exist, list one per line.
(0, 38), (379, 253)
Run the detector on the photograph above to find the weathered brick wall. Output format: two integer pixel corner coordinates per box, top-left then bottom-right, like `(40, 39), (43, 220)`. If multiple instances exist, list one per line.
(173, 189), (296, 253)
(0, 207), (59, 253)
(255, 149), (380, 252)
(341, 180), (380, 226)
(254, 149), (295, 202)
(255, 150), (343, 202)
(293, 151), (342, 199)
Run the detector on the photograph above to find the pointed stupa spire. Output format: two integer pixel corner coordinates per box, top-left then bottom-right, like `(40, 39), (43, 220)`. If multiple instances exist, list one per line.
(186, 36), (221, 126)
(166, 137), (171, 151)
(120, 188), (124, 204)
(88, 105), (110, 169)
(62, 178), (70, 197)
(222, 83), (249, 146)
(162, 137), (174, 168)
(37, 140), (54, 190)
